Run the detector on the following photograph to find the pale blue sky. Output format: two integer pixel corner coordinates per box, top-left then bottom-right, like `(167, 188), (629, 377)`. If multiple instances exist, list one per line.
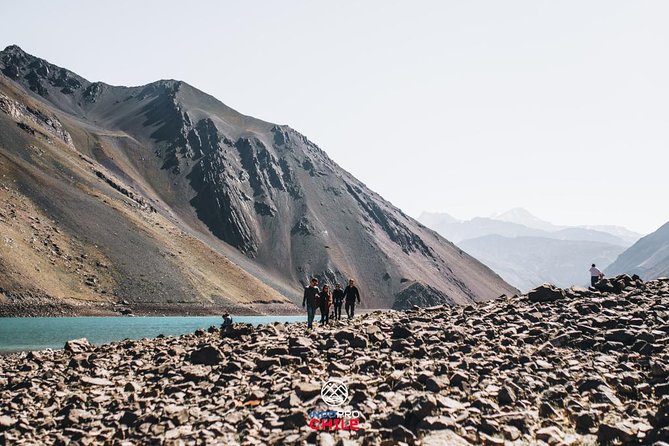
(2, 1), (667, 233)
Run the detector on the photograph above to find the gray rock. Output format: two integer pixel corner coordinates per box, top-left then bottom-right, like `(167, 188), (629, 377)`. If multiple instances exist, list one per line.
(189, 345), (223, 365)
(349, 335), (368, 349)
(281, 410), (307, 429)
(0, 415), (17, 428)
(425, 376), (449, 393)
(536, 426), (564, 443)
(528, 284), (564, 302)
(597, 422), (637, 444)
(256, 356), (281, 371)
(64, 338), (91, 353)
(417, 415), (454, 430)
(80, 376), (113, 386)
(294, 382), (321, 399)
(497, 386), (516, 406)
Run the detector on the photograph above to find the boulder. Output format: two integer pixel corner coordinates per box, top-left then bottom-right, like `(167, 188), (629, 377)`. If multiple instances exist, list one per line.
(391, 324), (413, 339)
(425, 376), (449, 393)
(220, 323), (253, 338)
(189, 345), (223, 365)
(334, 330), (355, 344)
(349, 335), (368, 349)
(0, 415), (17, 428)
(294, 382), (321, 399)
(64, 338), (91, 354)
(528, 284), (564, 302)
(497, 386), (516, 406)
(655, 396), (669, 427)
(256, 356), (281, 371)
(536, 426), (565, 443)
(281, 410), (308, 429)
(597, 422), (637, 444)
(80, 376), (113, 386)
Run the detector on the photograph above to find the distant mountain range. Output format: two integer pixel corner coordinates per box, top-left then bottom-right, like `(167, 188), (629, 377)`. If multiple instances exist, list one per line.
(607, 221), (669, 279)
(421, 208), (641, 245)
(419, 209), (643, 291)
(0, 45), (517, 315)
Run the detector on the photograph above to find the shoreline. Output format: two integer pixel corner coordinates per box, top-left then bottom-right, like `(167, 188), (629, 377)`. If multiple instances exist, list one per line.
(0, 314), (306, 355)
(0, 300), (304, 318)
(0, 302), (380, 318)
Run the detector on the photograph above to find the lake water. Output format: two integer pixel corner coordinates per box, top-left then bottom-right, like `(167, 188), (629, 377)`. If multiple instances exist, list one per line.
(0, 315), (305, 353)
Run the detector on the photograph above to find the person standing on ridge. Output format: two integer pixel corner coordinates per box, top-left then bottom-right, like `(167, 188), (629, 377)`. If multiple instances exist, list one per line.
(332, 283), (344, 320)
(319, 284), (332, 325)
(589, 264), (604, 287)
(302, 278), (320, 329)
(343, 279), (361, 319)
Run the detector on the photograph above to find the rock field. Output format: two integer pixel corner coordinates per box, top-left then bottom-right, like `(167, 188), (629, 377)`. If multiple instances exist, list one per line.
(1, 274), (669, 445)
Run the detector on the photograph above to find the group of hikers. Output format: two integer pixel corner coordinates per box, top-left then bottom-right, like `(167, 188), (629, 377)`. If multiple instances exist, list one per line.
(221, 265), (607, 329)
(302, 278), (361, 329)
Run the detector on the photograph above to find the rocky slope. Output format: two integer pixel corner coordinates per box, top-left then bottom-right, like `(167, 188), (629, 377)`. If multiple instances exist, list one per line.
(607, 222), (669, 280)
(0, 75), (295, 316)
(0, 45), (517, 312)
(1, 275), (668, 445)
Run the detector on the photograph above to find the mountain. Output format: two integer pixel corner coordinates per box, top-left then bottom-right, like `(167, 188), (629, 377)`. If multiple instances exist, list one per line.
(427, 217), (548, 244)
(580, 225), (643, 245)
(459, 235), (626, 291)
(606, 222), (669, 279)
(0, 45), (517, 315)
(417, 211), (460, 228)
(550, 227), (633, 246)
(417, 211), (635, 246)
(418, 209), (640, 291)
(493, 207), (563, 232)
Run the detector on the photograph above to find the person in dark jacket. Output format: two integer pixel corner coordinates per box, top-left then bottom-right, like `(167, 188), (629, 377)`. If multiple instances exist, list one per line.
(302, 278), (320, 329)
(343, 279), (361, 319)
(319, 284), (332, 325)
(332, 283), (344, 320)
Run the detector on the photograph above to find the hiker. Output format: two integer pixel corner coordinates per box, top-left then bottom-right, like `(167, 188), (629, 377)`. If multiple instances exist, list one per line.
(222, 312), (233, 327)
(319, 284), (332, 325)
(343, 279), (361, 319)
(302, 278), (320, 329)
(332, 283), (344, 320)
(589, 264), (604, 287)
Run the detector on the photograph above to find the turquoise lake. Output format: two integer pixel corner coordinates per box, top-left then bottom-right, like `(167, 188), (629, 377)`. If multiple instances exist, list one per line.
(0, 315), (304, 353)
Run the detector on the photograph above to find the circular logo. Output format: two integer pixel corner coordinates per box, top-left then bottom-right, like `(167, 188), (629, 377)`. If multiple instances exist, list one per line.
(321, 378), (349, 407)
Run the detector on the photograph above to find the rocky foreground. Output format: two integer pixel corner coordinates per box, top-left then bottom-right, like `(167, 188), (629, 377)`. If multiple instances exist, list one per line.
(1, 275), (669, 445)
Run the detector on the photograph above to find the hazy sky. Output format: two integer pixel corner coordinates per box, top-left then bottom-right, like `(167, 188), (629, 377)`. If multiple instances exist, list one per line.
(2, 1), (667, 234)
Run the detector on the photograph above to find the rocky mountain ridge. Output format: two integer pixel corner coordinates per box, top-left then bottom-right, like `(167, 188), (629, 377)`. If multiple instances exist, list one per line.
(607, 221), (669, 280)
(0, 45), (517, 312)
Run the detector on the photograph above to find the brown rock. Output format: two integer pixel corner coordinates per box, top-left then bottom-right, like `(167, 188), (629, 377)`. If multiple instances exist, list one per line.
(189, 345), (223, 365)
(64, 338), (92, 354)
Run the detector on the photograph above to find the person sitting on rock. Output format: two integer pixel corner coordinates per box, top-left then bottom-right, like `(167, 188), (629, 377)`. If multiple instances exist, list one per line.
(589, 264), (604, 287)
(319, 284), (332, 325)
(221, 312), (233, 327)
(302, 278), (320, 329)
(343, 279), (361, 319)
(332, 283), (344, 320)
